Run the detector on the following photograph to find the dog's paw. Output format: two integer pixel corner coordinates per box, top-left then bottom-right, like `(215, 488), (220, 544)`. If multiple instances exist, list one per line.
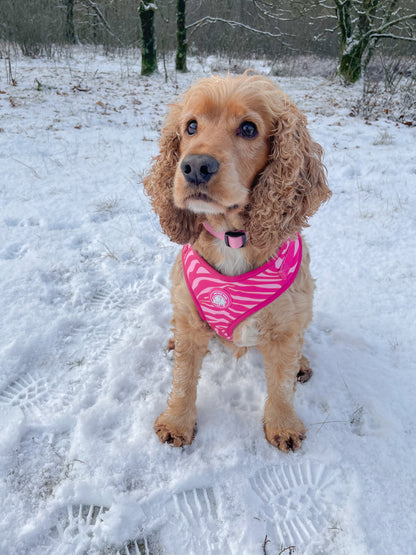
(297, 355), (313, 383)
(154, 414), (196, 447)
(264, 423), (306, 452)
(297, 367), (313, 383)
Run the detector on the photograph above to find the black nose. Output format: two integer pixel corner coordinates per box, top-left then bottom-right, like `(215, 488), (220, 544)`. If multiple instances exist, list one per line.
(180, 154), (219, 185)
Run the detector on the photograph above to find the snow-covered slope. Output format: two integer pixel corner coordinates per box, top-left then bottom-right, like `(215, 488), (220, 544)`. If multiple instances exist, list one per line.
(0, 49), (415, 554)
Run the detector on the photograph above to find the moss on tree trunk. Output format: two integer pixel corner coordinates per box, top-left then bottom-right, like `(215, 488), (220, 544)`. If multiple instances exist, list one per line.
(140, 2), (157, 76)
(175, 0), (187, 72)
(65, 0), (76, 44)
(336, 0), (379, 83)
(339, 41), (367, 83)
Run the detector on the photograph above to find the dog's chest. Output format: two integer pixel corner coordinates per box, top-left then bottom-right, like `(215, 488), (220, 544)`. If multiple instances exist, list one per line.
(214, 248), (258, 346)
(213, 244), (261, 346)
(232, 315), (259, 347)
(214, 243), (251, 276)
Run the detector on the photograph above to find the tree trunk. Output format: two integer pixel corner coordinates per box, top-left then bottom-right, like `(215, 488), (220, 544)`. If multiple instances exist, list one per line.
(175, 0), (187, 72)
(139, 1), (157, 76)
(339, 40), (368, 83)
(65, 0), (76, 44)
(337, 0), (379, 83)
(335, 0), (352, 54)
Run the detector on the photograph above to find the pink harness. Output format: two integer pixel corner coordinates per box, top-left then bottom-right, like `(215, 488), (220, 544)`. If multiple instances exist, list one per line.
(182, 234), (302, 341)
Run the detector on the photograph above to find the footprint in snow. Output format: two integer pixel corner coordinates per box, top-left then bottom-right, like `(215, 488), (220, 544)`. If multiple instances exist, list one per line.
(45, 504), (109, 552)
(249, 461), (340, 549)
(75, 283), (144, 363)
(46, 504), (153, 555)
(0, 371), (75, 423)
(118, 537), (152, 555)
(0, 372), (49, 414)
(91, 283), (143, 312)
(170, 487), (230, 554)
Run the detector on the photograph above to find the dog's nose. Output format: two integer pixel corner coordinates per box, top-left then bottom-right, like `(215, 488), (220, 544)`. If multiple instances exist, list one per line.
(180, 154), (219, 185)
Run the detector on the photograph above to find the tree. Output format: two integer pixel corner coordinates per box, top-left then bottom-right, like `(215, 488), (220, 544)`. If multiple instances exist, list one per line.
(334, 0), (416, 82)
(254, 0), (416, 82)
(175, 0), (187, 71)
(139, 0), (157, 75)
(65, 0), (76, 44)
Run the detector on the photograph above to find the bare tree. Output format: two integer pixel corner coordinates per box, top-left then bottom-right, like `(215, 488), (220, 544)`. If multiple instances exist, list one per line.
(82, 0), (124, 46)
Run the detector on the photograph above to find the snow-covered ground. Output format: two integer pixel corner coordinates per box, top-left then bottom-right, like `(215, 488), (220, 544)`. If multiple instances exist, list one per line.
(0, 48), (415, 554)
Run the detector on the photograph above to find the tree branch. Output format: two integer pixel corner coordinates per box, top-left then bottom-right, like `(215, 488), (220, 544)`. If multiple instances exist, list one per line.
(82, 0), (124, 45)
(186, 15), (297, 49)
(186, 16), (284, 38)
(371, 33), (416, 42)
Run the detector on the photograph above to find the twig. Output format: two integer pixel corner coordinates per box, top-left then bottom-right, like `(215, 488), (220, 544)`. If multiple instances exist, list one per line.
(73, 84), (90, 92)
(11, 158), (41, 179)
(312, 415), (348, 435)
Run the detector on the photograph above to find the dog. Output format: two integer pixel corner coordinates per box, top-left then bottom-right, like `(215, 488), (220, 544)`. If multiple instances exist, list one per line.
(143, 73), (331, 452)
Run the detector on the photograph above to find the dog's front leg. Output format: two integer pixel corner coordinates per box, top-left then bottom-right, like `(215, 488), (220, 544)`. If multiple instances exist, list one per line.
(259, 336), (306, 452)
(154, 317), (212, 447)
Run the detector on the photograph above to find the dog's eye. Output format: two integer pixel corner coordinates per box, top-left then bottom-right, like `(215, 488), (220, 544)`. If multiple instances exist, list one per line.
(186, 120), (198, 135)
(238, 121), (258, 139)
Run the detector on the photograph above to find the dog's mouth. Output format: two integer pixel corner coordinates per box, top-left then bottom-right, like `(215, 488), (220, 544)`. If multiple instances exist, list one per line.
(184, 191), (225, 215)
(185, 192), (243, 215)
(187, 192), (214, 204)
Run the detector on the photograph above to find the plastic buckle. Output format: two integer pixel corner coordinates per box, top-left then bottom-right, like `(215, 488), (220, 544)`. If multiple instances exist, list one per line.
(224, 230), (247, 248)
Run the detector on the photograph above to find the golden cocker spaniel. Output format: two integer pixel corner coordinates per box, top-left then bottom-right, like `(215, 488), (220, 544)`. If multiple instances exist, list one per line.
(144, 73), (331, 452)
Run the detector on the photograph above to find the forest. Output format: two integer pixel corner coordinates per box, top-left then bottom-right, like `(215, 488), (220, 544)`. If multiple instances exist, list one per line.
(1, 0), (415, 83)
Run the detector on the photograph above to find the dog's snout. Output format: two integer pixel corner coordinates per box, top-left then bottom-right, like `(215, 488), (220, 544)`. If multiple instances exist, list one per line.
(181, 154), (219, 185)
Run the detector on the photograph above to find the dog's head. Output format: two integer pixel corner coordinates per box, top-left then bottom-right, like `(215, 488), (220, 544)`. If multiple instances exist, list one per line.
(143, 73), (331, 249)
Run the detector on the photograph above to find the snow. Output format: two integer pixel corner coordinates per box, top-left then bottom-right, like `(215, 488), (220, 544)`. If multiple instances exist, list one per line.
(1, 48), (415, 554)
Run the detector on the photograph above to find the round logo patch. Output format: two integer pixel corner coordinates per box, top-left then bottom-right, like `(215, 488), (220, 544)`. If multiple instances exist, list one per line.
(210, 289), (231, 309)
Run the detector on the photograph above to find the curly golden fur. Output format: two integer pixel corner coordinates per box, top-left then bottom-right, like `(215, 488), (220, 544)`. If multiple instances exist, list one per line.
(144, 73), (331, 452)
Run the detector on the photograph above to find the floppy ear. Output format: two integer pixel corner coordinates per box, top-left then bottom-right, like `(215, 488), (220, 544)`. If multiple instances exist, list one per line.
(143, 102), (201, 244)
(244, 104), (331, 250)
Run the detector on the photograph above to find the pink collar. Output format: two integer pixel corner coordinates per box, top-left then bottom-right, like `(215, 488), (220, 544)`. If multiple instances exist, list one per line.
(203, 222), (247, 248)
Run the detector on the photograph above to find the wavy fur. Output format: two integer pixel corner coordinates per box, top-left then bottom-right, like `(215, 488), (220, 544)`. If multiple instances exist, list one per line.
(143, 103), (201, 244)
(245, 102), (330, 249)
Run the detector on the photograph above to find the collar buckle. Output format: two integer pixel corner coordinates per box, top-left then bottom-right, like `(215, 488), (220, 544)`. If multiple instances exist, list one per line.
(224, 230), (247, 248)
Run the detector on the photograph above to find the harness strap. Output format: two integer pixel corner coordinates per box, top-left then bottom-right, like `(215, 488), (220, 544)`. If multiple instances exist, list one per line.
(182, 234), (302, 341)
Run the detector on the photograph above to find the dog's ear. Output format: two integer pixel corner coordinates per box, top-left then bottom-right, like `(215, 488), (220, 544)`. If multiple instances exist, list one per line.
(244, 104), (331, 250)
(143, 102), (201, 244)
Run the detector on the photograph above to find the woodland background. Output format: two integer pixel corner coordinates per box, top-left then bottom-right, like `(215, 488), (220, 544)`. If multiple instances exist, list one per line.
(1, 0), (415, 85)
